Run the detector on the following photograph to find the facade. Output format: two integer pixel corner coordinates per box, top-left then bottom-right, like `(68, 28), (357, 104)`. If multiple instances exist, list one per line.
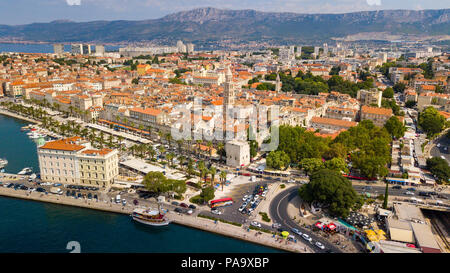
(53, 44), (64, 54)
(37, 137), (118, 188)
(357, 89), (382, 107)
(360, 106), (393, 127)
(129, 107), (168, 128)
(324, 106), (357, 121)
(78, 148), (119, 187)
(225, 140), (250, 167)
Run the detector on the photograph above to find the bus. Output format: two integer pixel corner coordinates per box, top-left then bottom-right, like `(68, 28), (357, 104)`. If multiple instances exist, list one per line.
(209, 198), (233, 209)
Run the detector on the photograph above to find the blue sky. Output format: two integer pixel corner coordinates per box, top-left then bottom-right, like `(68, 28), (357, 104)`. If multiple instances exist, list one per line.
(0, 0), (448, 25)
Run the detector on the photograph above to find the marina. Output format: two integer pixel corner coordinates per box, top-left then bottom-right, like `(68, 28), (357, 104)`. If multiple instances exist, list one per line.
(0, 112), (289, 253)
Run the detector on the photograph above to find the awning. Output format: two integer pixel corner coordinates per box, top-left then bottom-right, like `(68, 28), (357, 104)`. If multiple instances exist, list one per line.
(281, 231), (289, 238)
(327, 223), (336, 230)
(315, 222), (324, 229)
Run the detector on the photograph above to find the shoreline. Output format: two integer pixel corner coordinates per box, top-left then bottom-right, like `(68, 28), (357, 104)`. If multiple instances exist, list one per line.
(0, 187), (304, 253)
(0, 109), (40, 124)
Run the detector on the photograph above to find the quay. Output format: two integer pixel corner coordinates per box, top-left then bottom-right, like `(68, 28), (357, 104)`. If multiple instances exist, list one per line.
(0, 186), (307, 253)
(0, 108), (41, 124)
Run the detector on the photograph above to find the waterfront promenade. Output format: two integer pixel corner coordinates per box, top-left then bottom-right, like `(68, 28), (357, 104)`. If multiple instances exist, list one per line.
(0, 108), (40, 124)
(0, 186), (308, 253)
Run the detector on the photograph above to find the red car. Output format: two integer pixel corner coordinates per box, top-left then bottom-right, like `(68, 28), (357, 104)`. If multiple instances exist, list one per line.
(180, 203), (188, 208)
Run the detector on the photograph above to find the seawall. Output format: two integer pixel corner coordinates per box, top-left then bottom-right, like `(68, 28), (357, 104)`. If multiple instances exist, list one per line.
(0, 187), (306, 253)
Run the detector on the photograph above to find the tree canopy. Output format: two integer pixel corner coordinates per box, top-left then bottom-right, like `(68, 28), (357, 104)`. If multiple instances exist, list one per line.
(384, 116), (406, 139)
(298, 169), (359, 218)
(143, 171), (186, 195)
(426, 157), (450, 184)
(418, 107), (446, 138)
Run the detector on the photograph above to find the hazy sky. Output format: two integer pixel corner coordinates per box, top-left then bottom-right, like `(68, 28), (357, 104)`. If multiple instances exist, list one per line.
(0, 0), (448, 25)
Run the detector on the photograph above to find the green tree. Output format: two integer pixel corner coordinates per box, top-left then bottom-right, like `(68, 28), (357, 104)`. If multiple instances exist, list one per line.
(384, 116), (406, 139)
(266, 151), (290, 170)
(324, 158), (349, 173)
(143, 171), (167, 194)
(393, 82), (406, 93)
(298, 169), (358, 218)
(200, 186), (215, 202)
(426, 157), (450, 184)
(382, 87), (394, 98)
(405, 100), (416, 108)
(418, 107), (446, 138)
(300, 158), (324, 175)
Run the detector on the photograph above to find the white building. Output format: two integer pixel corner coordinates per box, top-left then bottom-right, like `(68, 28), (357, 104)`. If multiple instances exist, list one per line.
(225, 140), (250, 167)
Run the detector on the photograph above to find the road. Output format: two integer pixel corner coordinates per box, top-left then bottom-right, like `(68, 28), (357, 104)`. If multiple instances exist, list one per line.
(430, 135), (450, 164)
(269, 187), (342, 253)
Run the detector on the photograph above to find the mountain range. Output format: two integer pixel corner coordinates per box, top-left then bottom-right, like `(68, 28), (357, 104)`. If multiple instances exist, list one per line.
(0, 7), (449, 45)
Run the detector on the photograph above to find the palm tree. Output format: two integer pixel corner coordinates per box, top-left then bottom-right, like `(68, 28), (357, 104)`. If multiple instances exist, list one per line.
(207, 141), (213, 162)
(187, 159), (194, 179)
(209, 166), (216, 187)
(219, 171), (227, 191)
(165, 133), (173, 147)
(147, 145), (156, 161)
(176, 139), (184, 154)
(196, 140), (202, 158)
(167, 152), (175, 167)
(178, 155), (186, 170)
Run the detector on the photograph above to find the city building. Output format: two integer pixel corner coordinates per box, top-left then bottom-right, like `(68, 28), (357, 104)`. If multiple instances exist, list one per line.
(357, 89), (383, 107)
(360, 105), (393, 127)
(53, 44), (64, 54)
(225, 140), (250, 167)
(37, 137), (119, 188)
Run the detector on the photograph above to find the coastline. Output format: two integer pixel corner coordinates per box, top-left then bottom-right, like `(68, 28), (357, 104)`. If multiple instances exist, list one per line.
(0, 109), (40, 124)
(0, 187), (304, 253)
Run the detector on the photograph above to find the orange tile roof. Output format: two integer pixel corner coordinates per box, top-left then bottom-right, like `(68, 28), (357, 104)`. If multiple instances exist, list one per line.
(81, 148), (113, 156)
(361, 106), (393, 116)
(40, 137), (85, 152)
(130, 107), (162, 116)
(311, 116), (358, 128)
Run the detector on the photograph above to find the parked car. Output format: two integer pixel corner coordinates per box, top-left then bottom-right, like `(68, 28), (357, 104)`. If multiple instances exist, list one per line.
(211, 209), (222, 215)
(242, 195), (249, 201)
(302, 233), (312, 242)
(171, 201), (179, 206)
(315, 242), (325, 249)
(405, 191), (414, 195)
(180, 203), (188, 208)
(174, 208), (183, 213)
(250, 221), (262, 228)
(238, 205), (245, 212)
(407, 187), (416, 192)
(291, 228), (302, 236)
(186, 209), (193, 215)
(392, 185), (402, 190)
(188, 204), (196, 209)
(271, 223), (281, 229)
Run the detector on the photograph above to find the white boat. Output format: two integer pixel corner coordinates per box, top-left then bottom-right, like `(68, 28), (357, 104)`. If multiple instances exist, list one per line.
(131, 207), (171, 226)
(18, 167), (33, 175)
(0, 158), (7, 169)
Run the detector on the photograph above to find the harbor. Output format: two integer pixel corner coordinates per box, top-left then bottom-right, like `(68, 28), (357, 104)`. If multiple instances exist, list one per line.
(0, 185), (302, 253)
(0, 112), (296, 253)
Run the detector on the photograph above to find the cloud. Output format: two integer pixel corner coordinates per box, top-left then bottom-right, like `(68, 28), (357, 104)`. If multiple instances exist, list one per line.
(66, 0), (81, 5)
(366, 0), (382, 6)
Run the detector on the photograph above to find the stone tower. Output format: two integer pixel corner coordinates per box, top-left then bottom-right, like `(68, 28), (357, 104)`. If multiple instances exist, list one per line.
(223, 66), (235, 125)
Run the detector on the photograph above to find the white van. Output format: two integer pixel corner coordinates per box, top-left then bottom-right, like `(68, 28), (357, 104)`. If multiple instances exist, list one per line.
(115, 195), (121, 203)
